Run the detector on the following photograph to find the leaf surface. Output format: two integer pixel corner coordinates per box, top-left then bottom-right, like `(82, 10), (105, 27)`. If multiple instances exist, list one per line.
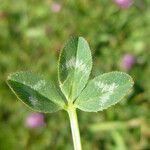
(75, 72), (134, 112)
(58, 37), (92, 101)
(7, 71), (66, 113)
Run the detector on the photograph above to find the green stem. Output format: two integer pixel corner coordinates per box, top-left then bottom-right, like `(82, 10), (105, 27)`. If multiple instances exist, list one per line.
(67, 106), (82, 150)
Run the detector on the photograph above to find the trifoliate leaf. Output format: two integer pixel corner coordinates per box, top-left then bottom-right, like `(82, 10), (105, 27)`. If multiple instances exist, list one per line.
(75, 72), (134, 112)
(7, 71), (66, 113)
(58, 37), (92, 102)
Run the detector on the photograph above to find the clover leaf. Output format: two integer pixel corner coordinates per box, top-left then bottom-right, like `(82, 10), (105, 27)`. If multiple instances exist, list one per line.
(7, 37), (134, 150)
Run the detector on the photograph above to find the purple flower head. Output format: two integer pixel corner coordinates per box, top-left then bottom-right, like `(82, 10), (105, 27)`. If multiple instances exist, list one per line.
(113, 0), (134, 9)
(26, 113), (45, 128)
(120, 54), (136, 71)
(51, 2), (61, 13)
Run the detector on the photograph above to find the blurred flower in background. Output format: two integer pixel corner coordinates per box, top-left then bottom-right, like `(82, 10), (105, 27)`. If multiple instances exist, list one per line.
(113, 0), (134, 9)
(51, 2), (62, 13)
(25, 113), (45, 128)
(120, 54), (136, 71)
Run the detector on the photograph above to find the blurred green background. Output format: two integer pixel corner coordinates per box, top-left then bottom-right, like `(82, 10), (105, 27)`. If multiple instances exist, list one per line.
(0, 0), (150, 150)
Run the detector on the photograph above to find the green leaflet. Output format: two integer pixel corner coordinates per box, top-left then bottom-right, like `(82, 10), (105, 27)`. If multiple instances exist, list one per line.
(75, 72), (134, 112)
(58, 37), (92, 102)
(7, 71), (66, 113)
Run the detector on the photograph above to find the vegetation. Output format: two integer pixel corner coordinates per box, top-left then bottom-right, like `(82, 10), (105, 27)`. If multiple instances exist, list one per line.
(7, 37), (133, 150)
(0, 0), (150, 149)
